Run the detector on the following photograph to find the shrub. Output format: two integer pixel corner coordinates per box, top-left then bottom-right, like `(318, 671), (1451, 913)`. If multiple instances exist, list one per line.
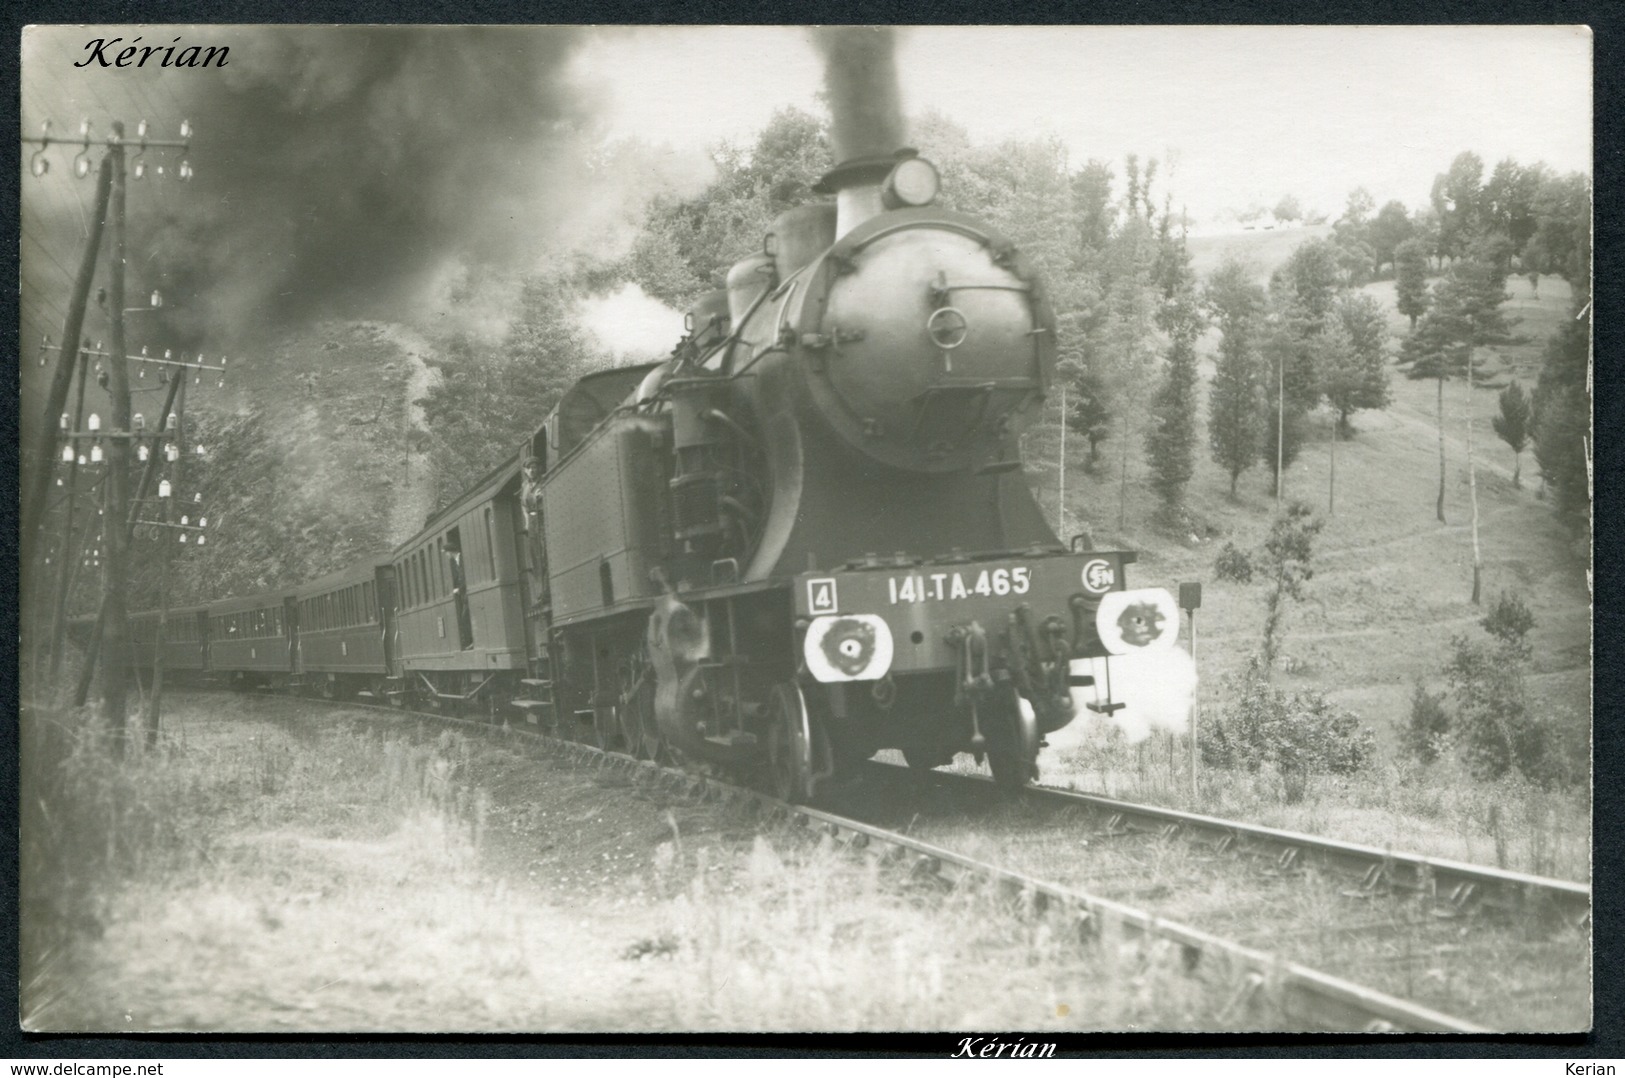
(1201, 657), (1374, 802)
(1400, 681), (1451, 764)
(1213, 542), (1254, 583)
(1444, 633), (1543, 783)
(1481, 591), (1535, 652)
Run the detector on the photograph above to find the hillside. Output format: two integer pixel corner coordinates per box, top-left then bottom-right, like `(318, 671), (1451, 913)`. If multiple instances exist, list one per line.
(1025, 233), (1589, 778)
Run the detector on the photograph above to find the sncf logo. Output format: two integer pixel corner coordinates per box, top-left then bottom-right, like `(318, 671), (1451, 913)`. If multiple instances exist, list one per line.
(1081, 559), (1115, 594)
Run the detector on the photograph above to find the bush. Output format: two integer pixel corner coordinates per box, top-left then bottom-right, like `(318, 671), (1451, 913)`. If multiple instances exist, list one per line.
(1481, 591), (1535, 651)
(1201, 657), (1374, 802)
(1445, 633), (1551, 784)
(1400, 681), (1451, 764)
(1213, 542), (1254, 583)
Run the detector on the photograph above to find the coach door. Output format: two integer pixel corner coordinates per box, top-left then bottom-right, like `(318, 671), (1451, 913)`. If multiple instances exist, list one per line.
(195, 610), (210, 669)
(375, 565), (400, 676)
(284, 596), (301, 674)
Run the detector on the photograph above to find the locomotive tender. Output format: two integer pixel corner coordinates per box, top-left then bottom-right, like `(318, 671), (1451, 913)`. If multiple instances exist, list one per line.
(120, 134), (1179, 799)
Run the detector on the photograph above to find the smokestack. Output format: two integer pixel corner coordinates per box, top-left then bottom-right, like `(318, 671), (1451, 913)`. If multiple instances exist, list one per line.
(810, 26), (907, 238)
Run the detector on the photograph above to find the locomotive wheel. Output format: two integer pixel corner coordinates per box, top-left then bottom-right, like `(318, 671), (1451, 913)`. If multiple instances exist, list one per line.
(766, 682), (815, 804)
(986, 688), (1040, 790)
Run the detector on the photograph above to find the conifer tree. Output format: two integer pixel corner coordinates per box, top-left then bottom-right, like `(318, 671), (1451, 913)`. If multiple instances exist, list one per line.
(1324, 292), (1392, 437)
(1395, 238), (1431, 331)
(1204, 259), (1267, 495)
(1493, 380), (1533, 489)
(1146, 288), (1203, 522)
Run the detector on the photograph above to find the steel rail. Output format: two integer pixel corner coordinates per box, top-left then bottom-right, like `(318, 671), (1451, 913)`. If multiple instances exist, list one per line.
(886, 763), (1590, 925)
(253, 693), (1492, 1033)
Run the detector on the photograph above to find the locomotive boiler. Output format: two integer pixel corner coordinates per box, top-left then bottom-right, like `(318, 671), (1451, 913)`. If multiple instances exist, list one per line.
(524, 138), (1180, 798)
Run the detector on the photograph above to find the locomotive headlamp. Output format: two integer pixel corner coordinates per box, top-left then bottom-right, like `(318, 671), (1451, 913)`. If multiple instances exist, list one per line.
(803, 614), (895, 683)
(883, 157), (940, 209)
(1095, 589), (1181, 655)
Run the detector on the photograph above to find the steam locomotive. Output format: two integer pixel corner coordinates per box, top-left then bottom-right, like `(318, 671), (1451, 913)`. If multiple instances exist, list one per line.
(119, 143), (1180, 800)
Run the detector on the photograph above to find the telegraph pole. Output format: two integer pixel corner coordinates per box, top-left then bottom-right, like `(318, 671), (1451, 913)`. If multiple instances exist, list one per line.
(145, 375), (185, 748)
(24, 158), (111, 577)
(24, 116), (193, 712)
(98, 123), (134, 754)
(46, 342), (94, 680)
(1057, 381), (1067, 527)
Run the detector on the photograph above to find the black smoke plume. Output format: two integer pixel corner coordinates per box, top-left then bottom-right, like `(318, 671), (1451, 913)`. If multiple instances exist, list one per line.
(809, 26), (906, 165)
(28, 27), (596, 350)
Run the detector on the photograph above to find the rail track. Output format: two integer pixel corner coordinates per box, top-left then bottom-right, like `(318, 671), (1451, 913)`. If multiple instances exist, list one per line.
(837, 761), (1590, 1031)
(219, 689), (1589, 1033)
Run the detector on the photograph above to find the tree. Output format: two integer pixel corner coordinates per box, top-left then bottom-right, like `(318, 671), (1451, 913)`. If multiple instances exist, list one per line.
(1526, 169), (1590, 525)
(1259, 251), (1339, 497)
(1482, 157), (1545, 254)
(1331, 188), (1377, 284)
(634, 107), (831, 303)
(1065, 364), (1113, 472)
(1533, 309), (1591, 521)
(1271, 238), (1344, 332)
(1272, 194), (1302, 223)
(1394, 238), (1431, 331)
(1205, 259), (1267, 495)
(1430, 151), (1485, 261)
(420, 269), (606, 503)
(1072, 159), (1115, 254)
(1341, 187), (1375, 229)
(1313, 319), (1356, 514)
(1145, 288), (1203, 522)
(1257, 502), (1323, 670)
(1492, 380), (1533, 488)
(1406, 240), (1511, 599)
(1324, 292), (1392, 436)
(1100, 214), (1160, 528)
(1369, 200), (1414, 276)
(1524, 170), (1592, 299)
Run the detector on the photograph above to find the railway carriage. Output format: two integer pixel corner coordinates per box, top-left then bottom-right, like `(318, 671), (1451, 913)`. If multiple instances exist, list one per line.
(207, 591), (295, 687)
(293, 560), (392, 699)
(126, 605), (210, 675)
(389, 459), (533, 709)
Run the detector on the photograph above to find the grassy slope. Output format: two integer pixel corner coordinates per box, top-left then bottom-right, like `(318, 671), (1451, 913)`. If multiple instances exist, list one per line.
(1021, 238), (1589, 871)
(26, 696), (1233, 1033)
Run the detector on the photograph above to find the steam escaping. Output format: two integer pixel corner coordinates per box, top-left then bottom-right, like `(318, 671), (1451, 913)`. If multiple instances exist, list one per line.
(809, 26), (906, 163)
(577, 283), (684, 361)
(1050, 650), (1199, 747)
